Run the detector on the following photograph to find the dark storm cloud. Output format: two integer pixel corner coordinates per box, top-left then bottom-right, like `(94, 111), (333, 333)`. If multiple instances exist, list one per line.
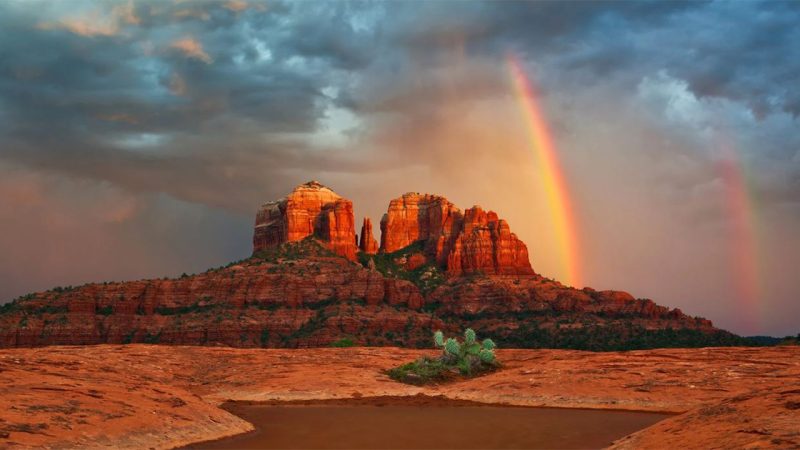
(402, 1), (798, 119)
(2, 0), (796, 192)
(0, 0), (378, 211)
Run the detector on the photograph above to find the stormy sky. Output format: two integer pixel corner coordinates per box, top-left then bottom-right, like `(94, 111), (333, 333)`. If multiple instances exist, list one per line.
(1, 0), (798, 336)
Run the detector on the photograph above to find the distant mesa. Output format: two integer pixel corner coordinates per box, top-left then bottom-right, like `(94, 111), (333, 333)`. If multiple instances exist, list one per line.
(254, 184), (534, 276)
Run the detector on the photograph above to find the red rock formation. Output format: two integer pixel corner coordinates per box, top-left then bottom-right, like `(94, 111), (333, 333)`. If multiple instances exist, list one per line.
(404, 253), (427, 271)
(0, 249), (721, 348)
(379, 193), (462, 265)
(359, 217), (379, 254)
(0, 240), (435, 348)
(254, 181), (357, 261)
(379, 194), (533, 275)
(447, 206), (534, 276)
(0, 182), (728, 350)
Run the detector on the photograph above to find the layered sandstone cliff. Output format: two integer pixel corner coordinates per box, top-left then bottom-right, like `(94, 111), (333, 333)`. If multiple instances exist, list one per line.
(254, 181), (357, 261)
(379, 193), (533, 276)
(447, 206), (534, 276)
(0, 240), (718, 349)
(379, 194), (462, 266)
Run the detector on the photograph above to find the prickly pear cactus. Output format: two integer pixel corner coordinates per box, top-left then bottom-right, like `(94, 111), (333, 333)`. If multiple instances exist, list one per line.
(466, 343), (481, 356)
(482, 338), (496, 351)
(444, 338), (461, 356)
(479, 348), (495, 363)
(434, 330), (444, 347)
(464, 328), (476, 345)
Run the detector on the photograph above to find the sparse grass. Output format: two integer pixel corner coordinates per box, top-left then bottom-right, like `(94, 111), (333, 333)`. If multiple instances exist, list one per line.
(387, 357), (452, 385)
(254, 237), (339, 262)
(122, 330), (136, 344)
(330, 337), (356, 347)
(155, 302), (216, 315)
(358, 242), (445, 293)
(142, 331), (161, 344)
(260, 328), (270, 346)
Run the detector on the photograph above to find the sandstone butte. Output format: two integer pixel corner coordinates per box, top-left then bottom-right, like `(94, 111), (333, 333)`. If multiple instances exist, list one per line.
(0, 345), (797, 449)
(0, 180), (743, 349)
(253, 181), (358, 261)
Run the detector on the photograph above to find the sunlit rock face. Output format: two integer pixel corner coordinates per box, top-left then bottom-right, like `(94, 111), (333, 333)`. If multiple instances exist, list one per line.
(447, 206), (534, 276)
(253, 181), (357, 261)
(379, 193), (533, 275)
(380, 193), (464, 266)
(359, 217), (379, 255)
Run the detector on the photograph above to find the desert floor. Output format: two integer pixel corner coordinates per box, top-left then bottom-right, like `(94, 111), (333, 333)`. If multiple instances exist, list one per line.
(0, 345), (798, 449)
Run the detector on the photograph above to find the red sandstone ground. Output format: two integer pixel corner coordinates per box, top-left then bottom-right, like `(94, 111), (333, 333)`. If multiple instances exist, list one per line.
(0, 345), (797, 449)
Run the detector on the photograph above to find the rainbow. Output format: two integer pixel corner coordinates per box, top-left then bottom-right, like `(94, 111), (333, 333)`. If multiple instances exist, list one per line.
(507, 55), (581, 287)
(715, 134), (761, 333)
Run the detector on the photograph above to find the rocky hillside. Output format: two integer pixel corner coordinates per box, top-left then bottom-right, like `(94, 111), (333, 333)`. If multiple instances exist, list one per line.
(0, 181), (746, 350)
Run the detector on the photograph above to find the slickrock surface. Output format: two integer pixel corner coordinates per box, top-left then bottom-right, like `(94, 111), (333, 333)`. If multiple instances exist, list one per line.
(253, 181), (357, 261)
(0, 345), (797, 449)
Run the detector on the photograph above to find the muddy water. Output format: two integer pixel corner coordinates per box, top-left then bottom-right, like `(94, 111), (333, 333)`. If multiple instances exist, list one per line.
(187, 398), (670, 450)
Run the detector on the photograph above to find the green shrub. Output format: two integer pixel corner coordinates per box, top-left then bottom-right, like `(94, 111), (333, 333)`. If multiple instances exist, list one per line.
(260, 328), (270, 346)
(387, 358), (450, 385)
(330, 337), (356, 347)
(387, 328), (500, 385)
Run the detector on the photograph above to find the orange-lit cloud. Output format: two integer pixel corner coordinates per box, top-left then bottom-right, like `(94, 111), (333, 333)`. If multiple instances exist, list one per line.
(224, 1), (249, 13)
(170, 37), (213, 63)
(35, 1), (139, 37)
(37, 16), (119, 37)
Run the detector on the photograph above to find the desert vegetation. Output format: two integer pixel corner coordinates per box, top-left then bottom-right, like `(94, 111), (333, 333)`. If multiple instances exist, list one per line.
(357, 241), (446, 294)
(388, 328), (500, 385)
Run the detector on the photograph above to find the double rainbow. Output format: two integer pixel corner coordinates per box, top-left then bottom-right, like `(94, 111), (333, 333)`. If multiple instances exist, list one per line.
(507, 55), (763, 332)
(507, 55), (581, 287)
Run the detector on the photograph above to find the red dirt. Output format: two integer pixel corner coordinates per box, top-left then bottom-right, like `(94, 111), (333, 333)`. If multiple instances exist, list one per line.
(0, 345), (797, 448)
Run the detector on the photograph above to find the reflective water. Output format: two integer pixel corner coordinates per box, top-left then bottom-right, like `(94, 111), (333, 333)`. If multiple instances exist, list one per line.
(186, 398), (669, 450)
